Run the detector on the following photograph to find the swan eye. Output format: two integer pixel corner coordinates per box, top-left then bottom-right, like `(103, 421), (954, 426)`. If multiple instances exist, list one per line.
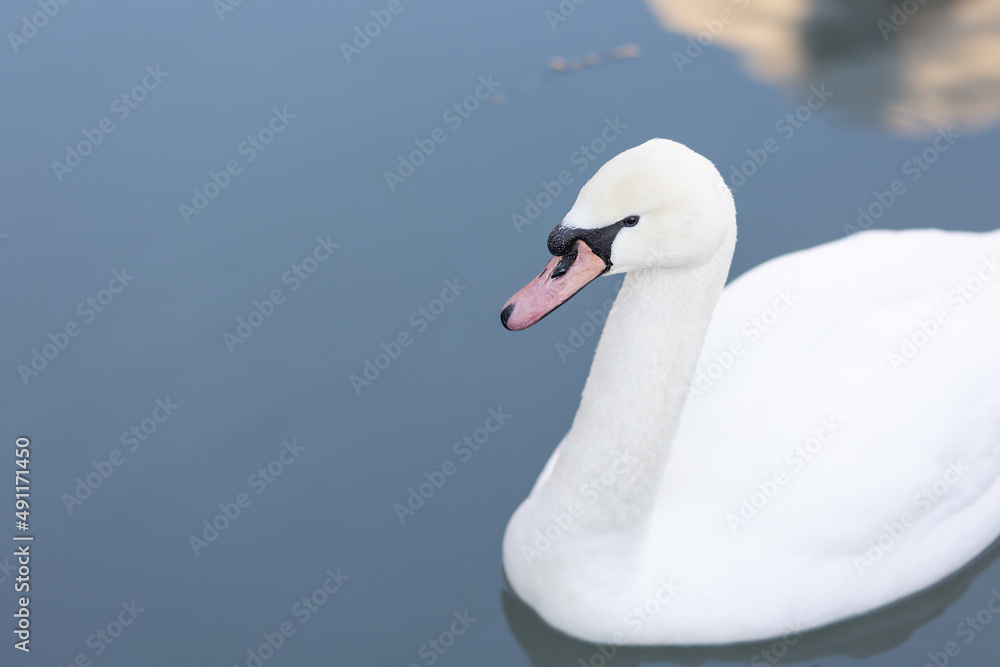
(622, 215), (639, 227)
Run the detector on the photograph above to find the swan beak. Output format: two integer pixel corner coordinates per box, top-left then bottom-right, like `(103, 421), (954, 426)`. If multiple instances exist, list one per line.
(501, 239), (607, 331)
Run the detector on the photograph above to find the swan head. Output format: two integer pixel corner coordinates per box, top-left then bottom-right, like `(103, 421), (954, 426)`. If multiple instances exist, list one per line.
(501, 138), (735, 330)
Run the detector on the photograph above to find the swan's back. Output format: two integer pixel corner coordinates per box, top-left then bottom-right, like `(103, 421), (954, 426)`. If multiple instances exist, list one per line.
(656, 228), (1000, 642)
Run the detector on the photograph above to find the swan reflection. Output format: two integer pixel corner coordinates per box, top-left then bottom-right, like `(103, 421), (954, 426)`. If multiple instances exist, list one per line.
(504, 538), (1000, 665)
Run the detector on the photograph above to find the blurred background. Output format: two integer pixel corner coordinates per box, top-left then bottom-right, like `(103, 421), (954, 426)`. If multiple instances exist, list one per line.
(1, 0), (998, 665)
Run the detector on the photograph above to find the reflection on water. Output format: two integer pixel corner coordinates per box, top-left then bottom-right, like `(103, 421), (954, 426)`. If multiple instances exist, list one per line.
(504, 538), (1000, 665)
(645, 0), (1000, 136)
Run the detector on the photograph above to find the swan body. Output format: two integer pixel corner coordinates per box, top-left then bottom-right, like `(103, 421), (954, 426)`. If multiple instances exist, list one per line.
(500, 138), (1000, 645)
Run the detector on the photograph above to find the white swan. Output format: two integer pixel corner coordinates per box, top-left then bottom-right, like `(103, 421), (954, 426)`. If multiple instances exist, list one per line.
(499, 138), (1000, 645)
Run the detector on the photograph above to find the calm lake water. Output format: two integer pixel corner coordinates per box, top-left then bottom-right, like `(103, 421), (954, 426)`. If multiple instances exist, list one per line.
(2, 0), (999, 665)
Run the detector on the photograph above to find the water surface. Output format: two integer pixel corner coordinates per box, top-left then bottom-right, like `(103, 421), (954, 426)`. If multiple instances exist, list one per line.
(2, 0), (999, 665)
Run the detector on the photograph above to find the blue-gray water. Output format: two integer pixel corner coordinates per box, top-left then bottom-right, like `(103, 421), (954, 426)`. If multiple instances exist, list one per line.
(2, 0), (999, 665)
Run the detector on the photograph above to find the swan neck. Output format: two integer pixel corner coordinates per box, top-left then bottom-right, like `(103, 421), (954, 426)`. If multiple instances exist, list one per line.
(546, 232), (734, 530)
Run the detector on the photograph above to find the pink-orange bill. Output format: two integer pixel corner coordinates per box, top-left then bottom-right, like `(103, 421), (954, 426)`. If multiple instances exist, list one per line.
(501, 240), (607, 331)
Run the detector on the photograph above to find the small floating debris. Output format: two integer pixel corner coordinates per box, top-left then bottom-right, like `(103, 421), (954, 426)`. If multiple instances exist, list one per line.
(549, 44), (639, 71)
(612, 43), (641, 60)
(492, 43), (642, 108)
